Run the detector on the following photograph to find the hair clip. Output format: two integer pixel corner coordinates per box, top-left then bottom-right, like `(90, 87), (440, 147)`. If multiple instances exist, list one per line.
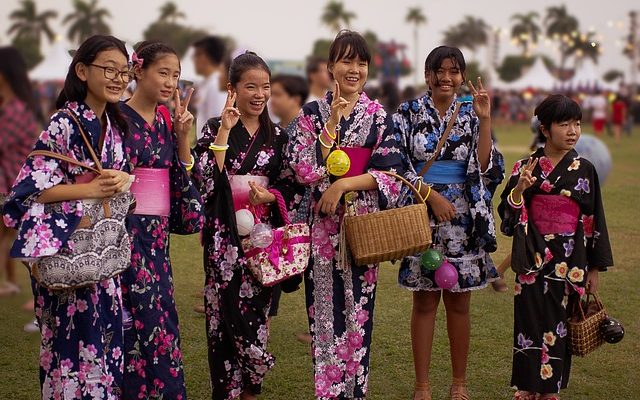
(131, 52), (144, 68)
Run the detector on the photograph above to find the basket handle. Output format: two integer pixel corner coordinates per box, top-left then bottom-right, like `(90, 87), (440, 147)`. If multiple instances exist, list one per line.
(268, 188), (291, 225)
(573, 291), (604, 321)
(378, 171), (426, 205)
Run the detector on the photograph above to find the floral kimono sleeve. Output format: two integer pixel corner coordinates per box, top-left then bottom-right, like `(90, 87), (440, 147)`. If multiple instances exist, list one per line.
(2, 112), (83, 259)
(287, 108), (328, 186)
(580, 167), (613, 271)
(497, 158), (527, 237)
(367, 112), (406, 210)
(192, 119), (225, 205)
(268, 130), (304, 222)
(469, 112), (505, 196)
(168, 130), (204, 235)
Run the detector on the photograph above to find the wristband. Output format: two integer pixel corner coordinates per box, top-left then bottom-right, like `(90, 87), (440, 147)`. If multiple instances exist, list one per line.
(209, 143), (229, 152)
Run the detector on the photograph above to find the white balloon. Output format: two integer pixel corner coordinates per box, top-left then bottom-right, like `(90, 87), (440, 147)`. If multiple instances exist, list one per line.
(235, 209), (255, 237)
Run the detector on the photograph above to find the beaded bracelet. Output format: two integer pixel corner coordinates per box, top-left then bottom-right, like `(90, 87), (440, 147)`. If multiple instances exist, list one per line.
(507, 188), (524, 209)
(209, 143), (229, 152)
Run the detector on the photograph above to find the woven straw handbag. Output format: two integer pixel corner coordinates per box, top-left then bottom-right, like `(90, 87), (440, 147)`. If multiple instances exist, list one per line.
(344, 171), (431, 265)
(568, 292), (607, 357)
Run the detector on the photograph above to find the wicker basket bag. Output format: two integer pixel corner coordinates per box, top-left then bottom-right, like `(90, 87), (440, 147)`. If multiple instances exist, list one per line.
(568, 292), (607, 357)
(344, 171), (431, 265)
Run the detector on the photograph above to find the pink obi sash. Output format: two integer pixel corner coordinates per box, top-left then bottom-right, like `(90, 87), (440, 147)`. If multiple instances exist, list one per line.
(530, 195), (580, 235)
(340, 147), (373, 178)
(130, 168), (170, 216)
(229, 175), (269, 211)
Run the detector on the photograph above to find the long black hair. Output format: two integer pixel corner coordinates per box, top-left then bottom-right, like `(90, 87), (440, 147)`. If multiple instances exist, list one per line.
(56, 35), (129, 136)
(228, 52), (276, 144)
(0, 46), (37, 113)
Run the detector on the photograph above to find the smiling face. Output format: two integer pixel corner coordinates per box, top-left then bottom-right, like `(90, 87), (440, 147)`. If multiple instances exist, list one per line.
(329, 53), (368, 97)
(135, 53), (180, 103)
(230, 68), (270, 118)
(425, 57), (464, 100)
(78, 48), (129, 105)
(543, 119), (581, 152)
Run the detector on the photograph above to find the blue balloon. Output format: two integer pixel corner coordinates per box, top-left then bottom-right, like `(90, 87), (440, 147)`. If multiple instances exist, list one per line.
(574, 134), (612, 185)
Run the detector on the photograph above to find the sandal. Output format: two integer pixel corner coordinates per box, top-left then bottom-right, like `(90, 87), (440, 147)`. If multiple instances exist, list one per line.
(450, 378), (470, 400)
(491, 278), (509, 293)
(413, 381), (432, 400)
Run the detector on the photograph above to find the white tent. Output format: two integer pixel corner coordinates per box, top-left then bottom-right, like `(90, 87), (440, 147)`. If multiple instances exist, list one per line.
(560, 60), (609, 91)
(499, 57), (558, 91)
(180, 47), (200, 83)
(30, 39), (73, 81)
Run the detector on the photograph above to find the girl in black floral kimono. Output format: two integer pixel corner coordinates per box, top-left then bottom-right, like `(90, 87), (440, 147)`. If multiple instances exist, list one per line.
(499, 95), (613, 400)
(192, 52), (301, 400)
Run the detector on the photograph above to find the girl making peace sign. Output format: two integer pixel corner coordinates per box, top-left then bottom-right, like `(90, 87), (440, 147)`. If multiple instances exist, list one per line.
(192, 52), (302, 400)
(119, 40), (203, 399)
(394, 46), (505, 399)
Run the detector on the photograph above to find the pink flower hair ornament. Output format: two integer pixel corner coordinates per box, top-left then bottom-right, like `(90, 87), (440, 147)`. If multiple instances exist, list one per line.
(131, 52), (144, 68)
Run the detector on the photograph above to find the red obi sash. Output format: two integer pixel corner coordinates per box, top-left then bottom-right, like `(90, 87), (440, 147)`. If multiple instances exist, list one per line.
(530, 195), (580, 235)
(339, 147), (373, 178)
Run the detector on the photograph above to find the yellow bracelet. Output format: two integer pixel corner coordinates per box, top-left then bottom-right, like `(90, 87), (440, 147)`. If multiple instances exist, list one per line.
(180, 155), (195, 171)
(209, 143), (229, 152)
(318, 134), (334, 149)
(423, 185), (432, 202)
(323, 123), (337, 140)
(509, 188), (523, 206)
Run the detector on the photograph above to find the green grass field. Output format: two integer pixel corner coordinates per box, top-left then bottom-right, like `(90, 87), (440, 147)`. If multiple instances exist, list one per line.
(1, 123), (639, 399)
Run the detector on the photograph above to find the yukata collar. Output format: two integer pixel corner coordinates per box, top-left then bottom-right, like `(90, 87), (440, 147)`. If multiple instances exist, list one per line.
(423, 91), (459, 123)
(63, 100), (107, 136)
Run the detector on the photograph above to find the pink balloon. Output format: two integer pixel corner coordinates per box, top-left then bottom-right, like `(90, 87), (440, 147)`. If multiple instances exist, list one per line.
(434, 261), (458, 290)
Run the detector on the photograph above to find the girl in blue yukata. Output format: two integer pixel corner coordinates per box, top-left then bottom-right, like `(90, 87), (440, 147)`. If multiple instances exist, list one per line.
(394, 46), (504, 400)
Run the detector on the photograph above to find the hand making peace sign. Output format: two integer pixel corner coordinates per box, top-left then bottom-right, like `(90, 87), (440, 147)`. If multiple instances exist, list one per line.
(173, 87), (195, 139)
(468, 77), (491, 120)
(328, 81), (350, 129)
(515, 157), (538, 194)
(220, 90), (241, 131)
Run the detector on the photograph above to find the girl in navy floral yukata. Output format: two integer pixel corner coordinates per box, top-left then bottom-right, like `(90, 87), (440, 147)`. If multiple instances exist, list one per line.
(2, 35), (132, 400)
(119, 40), (203, 400)
(394, 46), (504, 400)
(287, 30), (406, 400)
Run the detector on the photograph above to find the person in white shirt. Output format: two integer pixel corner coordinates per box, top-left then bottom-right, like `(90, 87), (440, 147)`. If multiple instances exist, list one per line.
(590, 90), (608, 136)
(305, 56), (332, 103)
(192, 36), (227, 138)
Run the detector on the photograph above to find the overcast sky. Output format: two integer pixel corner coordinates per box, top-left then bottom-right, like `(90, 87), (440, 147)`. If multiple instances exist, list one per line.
(1, 0), (637, 81)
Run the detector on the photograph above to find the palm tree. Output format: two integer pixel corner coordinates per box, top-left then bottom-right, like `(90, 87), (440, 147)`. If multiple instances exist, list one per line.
(567, 31), (601, 66)
(406, 6), (427, 84)
(443, 16), (489, 56)
(158, 2), (185, 24)
(511, 11), (541, 57)
(545, 5), (579, 73)
(321, 1), (356, 33)
(63, 0), (111, 45)
(7, 0), (57, 46)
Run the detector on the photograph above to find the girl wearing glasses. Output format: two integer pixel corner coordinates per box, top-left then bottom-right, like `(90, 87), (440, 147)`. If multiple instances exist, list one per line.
(2, 35), (132, 399)
(118, 41), (203, 400)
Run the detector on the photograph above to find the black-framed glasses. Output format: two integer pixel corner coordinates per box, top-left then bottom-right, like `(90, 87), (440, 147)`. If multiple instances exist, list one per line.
(87, 64), (132, 83)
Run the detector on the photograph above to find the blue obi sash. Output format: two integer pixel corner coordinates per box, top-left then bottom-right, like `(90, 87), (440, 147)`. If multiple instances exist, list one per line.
(416, 160), (467, 184)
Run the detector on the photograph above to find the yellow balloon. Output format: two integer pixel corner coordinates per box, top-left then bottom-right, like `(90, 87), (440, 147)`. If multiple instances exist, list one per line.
(326, 149), (351, 176)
